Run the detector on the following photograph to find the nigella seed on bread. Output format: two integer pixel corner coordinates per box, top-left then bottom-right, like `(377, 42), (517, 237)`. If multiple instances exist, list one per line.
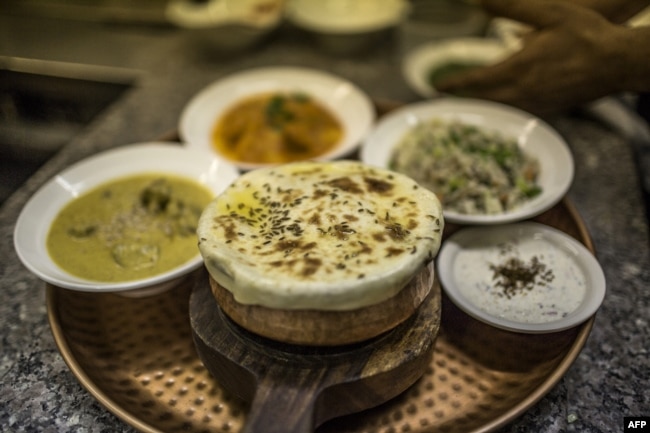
(197, 160), (444, 345)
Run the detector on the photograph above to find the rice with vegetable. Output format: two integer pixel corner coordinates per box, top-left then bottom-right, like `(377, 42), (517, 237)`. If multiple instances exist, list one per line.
(389, 119), (542, 215)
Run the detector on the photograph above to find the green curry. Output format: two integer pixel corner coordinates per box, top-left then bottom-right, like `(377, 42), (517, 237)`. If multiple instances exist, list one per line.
(47, 173), (213, 282)
(427, 61), (483, 88)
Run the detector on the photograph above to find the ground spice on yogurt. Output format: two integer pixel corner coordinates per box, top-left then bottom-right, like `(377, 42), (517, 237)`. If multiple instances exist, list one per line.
(489, 255), (555, 299)
(452, 231), (587, 324)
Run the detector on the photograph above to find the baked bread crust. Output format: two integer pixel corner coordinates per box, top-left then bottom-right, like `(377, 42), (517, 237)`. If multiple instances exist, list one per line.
(198, 160), (444, 311)
(209, 260), (435, 346)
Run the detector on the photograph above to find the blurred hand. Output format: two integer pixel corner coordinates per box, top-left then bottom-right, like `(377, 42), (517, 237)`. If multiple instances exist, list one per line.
(434, 0), (637, 116)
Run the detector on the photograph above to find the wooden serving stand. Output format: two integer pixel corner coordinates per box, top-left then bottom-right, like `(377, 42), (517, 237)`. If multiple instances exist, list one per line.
(189, 262), (441, 433)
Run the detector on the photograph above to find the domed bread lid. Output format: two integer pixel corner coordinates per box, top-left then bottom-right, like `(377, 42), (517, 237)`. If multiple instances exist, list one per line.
(197, 160), (444, 311)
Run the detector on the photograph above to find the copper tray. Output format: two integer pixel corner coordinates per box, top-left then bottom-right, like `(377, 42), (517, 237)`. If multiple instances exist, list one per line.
(47, 197), (595, 433)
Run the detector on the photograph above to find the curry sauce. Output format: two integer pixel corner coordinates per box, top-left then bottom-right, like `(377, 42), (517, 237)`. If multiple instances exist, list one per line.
(212, 92), (343, 164)
(47, 174), (212, 282)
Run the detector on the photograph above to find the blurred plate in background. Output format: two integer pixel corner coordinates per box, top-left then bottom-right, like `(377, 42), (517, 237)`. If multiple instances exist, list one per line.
(402, 37), (512, 98)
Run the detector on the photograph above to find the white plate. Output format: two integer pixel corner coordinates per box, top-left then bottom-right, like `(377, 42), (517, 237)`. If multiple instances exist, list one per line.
(437, 222), (606, 333)
(402, 37), (512, 98)
(360, 98), (574, 225)
(285, 0), (408, 33)
(179, 66), (376, 171)
(13, 143), (240, 294)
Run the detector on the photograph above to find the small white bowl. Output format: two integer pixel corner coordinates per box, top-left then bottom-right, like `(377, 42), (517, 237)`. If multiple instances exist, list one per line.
(165, 0), (284, 51)
(286, 0), (408, 33)
(360, 98), (574, 225)
(13, 143), (240, 295)
(179, 66), (376, 171)
(437, 222), (606, 333)
(402, 37), (512, 98)
(285, 0), (409, 54)
(397, 2), (489, 49)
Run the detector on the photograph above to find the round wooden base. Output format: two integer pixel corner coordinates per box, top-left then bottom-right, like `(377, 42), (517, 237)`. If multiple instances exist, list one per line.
(189, 266), (441, 433)
(209, 261), (435, 346)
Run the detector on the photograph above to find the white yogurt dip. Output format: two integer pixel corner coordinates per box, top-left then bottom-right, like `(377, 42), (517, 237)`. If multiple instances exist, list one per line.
(453, 238), (586, 324)
(437, 222), (605, 331)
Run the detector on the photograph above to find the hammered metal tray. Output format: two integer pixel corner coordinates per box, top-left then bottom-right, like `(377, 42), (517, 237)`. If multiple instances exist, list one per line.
(47, 198), (595, 433)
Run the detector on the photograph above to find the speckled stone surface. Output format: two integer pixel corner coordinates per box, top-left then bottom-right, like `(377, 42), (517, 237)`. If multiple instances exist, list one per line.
(1, 26), (648, 433)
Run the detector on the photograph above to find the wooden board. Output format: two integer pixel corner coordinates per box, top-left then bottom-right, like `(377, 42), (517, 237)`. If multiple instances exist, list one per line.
(189, 262), (442, 433)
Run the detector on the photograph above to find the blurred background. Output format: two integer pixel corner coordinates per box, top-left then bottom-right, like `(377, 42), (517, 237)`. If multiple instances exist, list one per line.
(3, 0), (647, 209)
(1, 0), (175, 204)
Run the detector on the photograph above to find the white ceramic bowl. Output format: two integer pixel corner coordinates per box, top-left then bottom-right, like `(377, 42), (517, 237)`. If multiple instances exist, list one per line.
(179, 66), (376, 171)
(13, 143), (240, 295)
(285, 0), (409, 55)
(165, 0), (284, 51)
(402, 37), (512, 98)
(285, 0), (409, 54)
(437, 222), (606, 333)
(360, 98), (574, 225)
(286, 0), (408, 34)
(397, 1), (489, 49)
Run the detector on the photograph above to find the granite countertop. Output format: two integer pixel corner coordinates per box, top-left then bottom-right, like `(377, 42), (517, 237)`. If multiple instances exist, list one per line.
(1, 25), (649, 433)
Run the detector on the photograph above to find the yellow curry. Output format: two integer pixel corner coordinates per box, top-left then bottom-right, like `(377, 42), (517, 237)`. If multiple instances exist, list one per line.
(212, 92), (343, 164)
(47, 173), (213, 282)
